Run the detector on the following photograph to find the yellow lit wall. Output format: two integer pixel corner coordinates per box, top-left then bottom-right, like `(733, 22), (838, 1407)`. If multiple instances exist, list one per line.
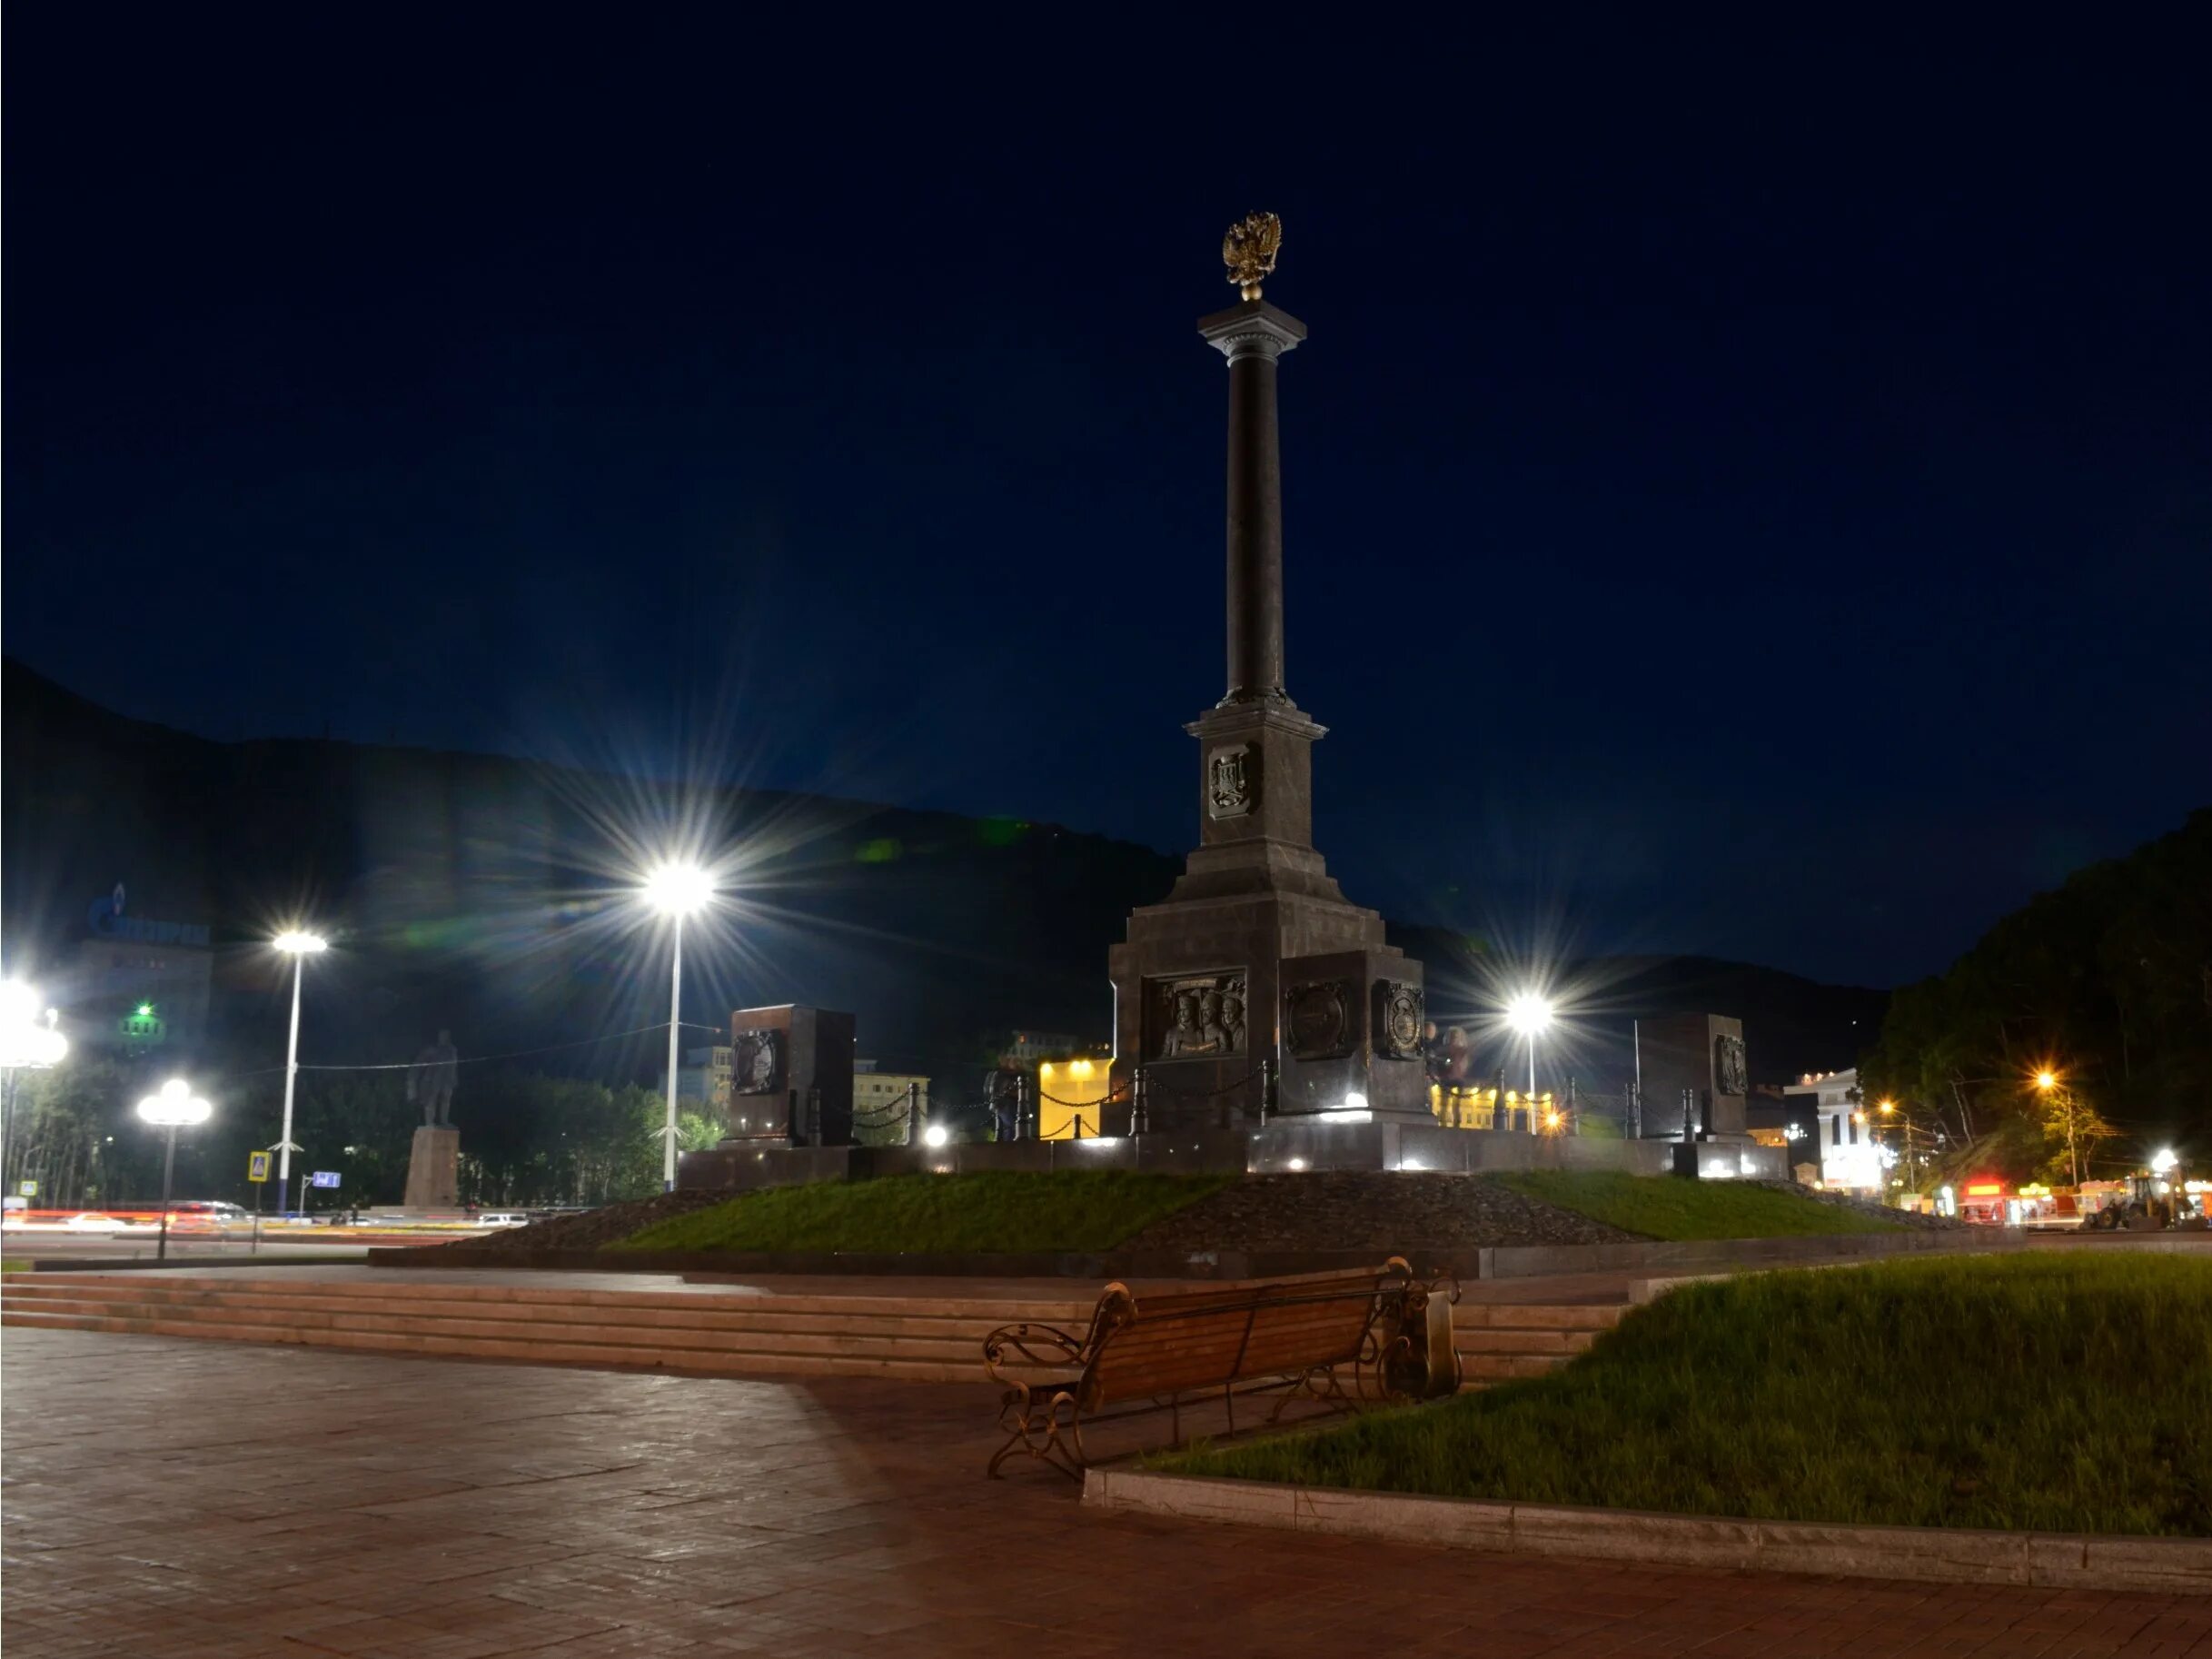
(1429, 1084), (1559, 1133)
(1037, 1058), (1112, 1139)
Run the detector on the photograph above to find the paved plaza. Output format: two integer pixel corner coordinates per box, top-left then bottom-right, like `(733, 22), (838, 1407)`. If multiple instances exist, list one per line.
(4, 1326), (2208, 1658)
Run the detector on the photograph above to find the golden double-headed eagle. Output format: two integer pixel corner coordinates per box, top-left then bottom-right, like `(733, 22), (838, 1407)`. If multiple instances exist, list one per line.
(1222, 212), (1282, 301)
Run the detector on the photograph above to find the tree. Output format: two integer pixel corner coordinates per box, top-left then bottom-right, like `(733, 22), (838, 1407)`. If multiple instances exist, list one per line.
(1862, 810), (2212, 1181)
(2036, 1080), (2120, 1187)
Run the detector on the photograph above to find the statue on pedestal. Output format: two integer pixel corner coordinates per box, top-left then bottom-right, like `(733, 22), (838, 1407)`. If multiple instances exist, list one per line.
(408, 1029), (459, 1128)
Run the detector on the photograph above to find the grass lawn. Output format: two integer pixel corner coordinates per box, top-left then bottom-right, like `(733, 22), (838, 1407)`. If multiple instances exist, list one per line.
(612, 1170), (1232, 1255)
(1492, 1169), (1903, 1239)
(1163, 1254), (2212, 1535)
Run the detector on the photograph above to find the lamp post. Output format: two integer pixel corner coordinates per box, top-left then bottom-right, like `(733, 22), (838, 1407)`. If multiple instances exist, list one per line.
(644, 863), (714, 1192)
(2032, 1066), (2086, 1187)
(1, 981), (69, 1189)
(136, 1078), (212, 1263)
(272, 931), (329, 1206)
(1505, 994), (1552, 1134)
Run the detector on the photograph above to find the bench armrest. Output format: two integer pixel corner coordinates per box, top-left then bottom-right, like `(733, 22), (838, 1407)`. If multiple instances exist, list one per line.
(982, 1321), (1087, 1386)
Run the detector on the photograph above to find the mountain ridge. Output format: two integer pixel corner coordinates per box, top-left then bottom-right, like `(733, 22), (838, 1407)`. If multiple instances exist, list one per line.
(3, 657), (1885, 1094)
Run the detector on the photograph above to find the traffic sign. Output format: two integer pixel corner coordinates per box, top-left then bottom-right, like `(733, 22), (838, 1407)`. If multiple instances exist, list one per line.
(16, 1179), (36, 1197)
(247, 1151), (272, 1183)
(309, 1170), (342, 1189)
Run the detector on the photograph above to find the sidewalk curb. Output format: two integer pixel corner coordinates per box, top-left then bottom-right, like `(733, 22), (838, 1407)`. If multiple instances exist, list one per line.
(1080, 1468), (2212, 1593)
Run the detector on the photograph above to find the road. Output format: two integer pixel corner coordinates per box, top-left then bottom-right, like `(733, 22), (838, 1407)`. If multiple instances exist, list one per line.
(1, 1222), (474, 1266)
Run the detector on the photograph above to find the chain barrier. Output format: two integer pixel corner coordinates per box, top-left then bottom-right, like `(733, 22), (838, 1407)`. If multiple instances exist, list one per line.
(1034, 1086), (1131, 1108)
(1138, 1068), (1265, 1103)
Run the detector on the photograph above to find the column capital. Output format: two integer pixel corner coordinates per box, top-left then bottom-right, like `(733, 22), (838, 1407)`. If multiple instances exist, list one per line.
(1197, 299), (1308, 363)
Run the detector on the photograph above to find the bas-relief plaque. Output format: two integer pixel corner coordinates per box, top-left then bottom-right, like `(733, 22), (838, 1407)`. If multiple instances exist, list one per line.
(1714, 1033), (1749, 1098)
(1285, 980), (1352, 1059)
(733, 1029), (783, 1096)
(1376, 981), (1424, 1061)
(1155, 971), (1247, 1059)
(1207, 743), (1255, 820)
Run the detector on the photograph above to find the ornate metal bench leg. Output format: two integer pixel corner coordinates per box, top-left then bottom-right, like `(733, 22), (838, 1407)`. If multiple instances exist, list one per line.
(987, 1386), (1087, 1481)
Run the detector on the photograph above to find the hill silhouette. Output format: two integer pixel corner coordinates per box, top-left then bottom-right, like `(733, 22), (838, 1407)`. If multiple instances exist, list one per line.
(2, 658), (1883, 1098)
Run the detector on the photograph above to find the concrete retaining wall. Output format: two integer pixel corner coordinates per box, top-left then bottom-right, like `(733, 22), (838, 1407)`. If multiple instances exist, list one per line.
(1082, 1469), (2212, 1593)
(675, 1123), (1785, 1192)
(373, 1226), (2025, 1281)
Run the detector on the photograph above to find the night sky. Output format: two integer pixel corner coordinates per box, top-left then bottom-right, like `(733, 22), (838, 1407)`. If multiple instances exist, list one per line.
(7, 14), (2207, 990)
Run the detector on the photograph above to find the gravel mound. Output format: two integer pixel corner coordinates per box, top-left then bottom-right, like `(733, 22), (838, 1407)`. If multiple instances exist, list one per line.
(1125, 1173), (1641, 1253)
(454, 1189), (728, 1254)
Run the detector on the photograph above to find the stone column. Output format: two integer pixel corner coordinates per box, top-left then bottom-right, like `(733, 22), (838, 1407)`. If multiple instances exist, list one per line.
(1199, 301), (1306, 708)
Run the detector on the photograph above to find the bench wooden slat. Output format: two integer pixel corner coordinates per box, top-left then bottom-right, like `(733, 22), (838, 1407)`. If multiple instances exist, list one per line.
(985, 1257), (1449, 1479)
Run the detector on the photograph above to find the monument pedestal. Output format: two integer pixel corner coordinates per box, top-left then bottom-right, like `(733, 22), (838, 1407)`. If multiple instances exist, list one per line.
(403, 1127), (461, 1209)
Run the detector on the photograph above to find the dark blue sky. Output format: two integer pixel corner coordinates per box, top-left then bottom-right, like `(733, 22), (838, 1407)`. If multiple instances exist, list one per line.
(7, 13), (2207, 988)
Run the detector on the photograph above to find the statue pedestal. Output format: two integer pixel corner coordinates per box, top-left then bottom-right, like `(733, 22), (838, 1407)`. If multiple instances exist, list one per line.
(403, 1127), (461, 1209)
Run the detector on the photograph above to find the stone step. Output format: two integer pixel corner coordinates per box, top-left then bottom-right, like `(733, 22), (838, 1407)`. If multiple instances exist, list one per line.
(0, 1294), (1026, 1366)
(1453, 1326), (1598, 1356)
(0, 1307), (1006, 1382)
(1450, 1301), (1627, 1331)
(9, 1272), (1086, 1324)
(1456, 1351), (1572, 1382)
(0, 1281), (1053, 1341)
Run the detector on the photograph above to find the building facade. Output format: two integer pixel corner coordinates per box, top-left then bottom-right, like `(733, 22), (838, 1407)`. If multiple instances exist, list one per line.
(658, 1046), (733, 1114)
(1782, 1067), (1884, 1191)
(69, 884), (213, 1054)
(853, 1059), (929, 1132)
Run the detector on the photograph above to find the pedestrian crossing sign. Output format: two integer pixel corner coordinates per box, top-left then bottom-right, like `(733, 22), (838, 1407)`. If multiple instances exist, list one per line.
(247, 1151), (272, 1183)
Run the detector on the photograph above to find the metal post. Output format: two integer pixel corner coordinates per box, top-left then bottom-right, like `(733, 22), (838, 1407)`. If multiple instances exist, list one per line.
(1567, 1076), (1579, 1137)
(1132, 1066), (1148, 1137)
(278, 953), (304, 1187)
(1258, 1058), (1275, 1125)
(252, 1171), (262, 1256)
(662, 915), (683, 1192)
(1494, 1068), (1508, 1134)
(905, 1083), (918, 1147)
(1681, 1087), (1696, 1145)
(156, 1122), (177, 1262)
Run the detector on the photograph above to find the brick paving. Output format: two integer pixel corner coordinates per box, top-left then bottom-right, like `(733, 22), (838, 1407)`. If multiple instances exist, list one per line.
(5, 1326), (2208, 1658)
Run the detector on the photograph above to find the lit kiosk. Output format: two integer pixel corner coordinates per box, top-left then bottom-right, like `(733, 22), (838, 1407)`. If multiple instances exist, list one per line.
(1109, 215), (1427, 1133)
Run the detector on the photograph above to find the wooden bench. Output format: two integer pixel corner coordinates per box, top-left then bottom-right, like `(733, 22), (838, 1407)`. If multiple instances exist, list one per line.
(981, 1257), (1457, 1478)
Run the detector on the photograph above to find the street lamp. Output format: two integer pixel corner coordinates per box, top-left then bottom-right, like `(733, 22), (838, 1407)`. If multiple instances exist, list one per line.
(273, 931), (329, 1201)
(644, 863), (714, 1192)
(2034, 1069), (2058, 1092)
(136, 1078), (212, 1262)
(1, 981), (69, 1186)
(1505, 993), (1552, 1133)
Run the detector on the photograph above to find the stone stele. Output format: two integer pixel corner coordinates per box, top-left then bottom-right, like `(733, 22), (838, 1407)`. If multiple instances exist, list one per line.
(1108, 222), (1426, 1132)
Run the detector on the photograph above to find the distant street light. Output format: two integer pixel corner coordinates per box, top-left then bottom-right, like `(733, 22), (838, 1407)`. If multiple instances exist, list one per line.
(1, 981), (69, 1182)
(1505, 993), (1552, 1132)
(137, 1078), (212, 1262)
(273, 931), (329, 1198)
(644, 864), (714, 1192)
(2034, 1069), (2058, 1092)
(923, 1123), (951, 1149)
